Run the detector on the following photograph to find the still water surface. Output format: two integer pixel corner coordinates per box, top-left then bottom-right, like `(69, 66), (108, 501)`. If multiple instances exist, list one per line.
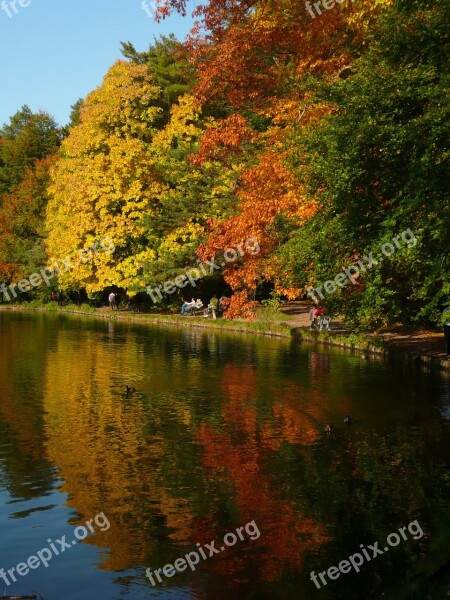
(0, 312), (449, 600)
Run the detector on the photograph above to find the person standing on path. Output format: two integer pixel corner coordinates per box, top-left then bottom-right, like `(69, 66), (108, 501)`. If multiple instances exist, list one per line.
(209, 295), (219, 320)
(109, 292), (116, 311)
(443, 307), (450, 354)
(311, 306), (323, 329)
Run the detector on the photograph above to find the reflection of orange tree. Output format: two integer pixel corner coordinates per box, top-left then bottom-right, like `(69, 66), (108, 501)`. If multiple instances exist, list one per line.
(193, 363), (330, 581)
(268, 380), (326, 447)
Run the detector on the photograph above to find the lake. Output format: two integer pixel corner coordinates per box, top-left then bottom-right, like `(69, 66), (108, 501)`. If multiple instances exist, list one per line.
(0, 311), (449, 599)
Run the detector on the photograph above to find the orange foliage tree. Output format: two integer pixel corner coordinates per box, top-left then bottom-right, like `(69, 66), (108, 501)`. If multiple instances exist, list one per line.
(152, 0), (390, 316)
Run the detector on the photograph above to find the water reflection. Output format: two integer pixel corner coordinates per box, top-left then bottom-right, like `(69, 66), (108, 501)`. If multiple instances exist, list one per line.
(440, 381), (450, 421)
(0, 312), (449, 599)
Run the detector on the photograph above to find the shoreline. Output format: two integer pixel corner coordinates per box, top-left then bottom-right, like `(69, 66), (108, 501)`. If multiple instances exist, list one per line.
(1, 304), (449, 374)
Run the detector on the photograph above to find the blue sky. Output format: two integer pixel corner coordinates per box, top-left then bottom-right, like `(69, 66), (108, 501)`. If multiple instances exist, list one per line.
(0, 0), (195, 127)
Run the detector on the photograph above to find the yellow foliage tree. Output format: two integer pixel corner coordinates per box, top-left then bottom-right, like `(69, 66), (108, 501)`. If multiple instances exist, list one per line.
(46, 61), (166, 294)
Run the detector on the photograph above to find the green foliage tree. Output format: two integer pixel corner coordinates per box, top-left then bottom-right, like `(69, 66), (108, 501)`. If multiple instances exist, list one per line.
(66, 98), (84, 130)
(140, 94), (241, 296)
(0, 106), (62, 195)
(277, 0), (450, 328)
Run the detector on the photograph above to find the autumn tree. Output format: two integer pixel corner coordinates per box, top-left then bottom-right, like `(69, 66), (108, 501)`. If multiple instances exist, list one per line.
(0, 156), (57, 284)
(0, 108), (62, 286)
(140, 100), (260, 302)
(46, 61), (165, 294)
(153, 0), (392, 316)
(121, 35), (195, 125)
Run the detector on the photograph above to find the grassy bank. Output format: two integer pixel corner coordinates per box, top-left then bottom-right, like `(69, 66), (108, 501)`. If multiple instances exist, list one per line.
(0, 302), (294, 338)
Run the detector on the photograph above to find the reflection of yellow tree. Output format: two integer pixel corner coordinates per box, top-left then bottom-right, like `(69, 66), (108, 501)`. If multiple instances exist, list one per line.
(2, 315), (446, 600)
(41, 324), (196, 571)
(3, 313), (447, 600)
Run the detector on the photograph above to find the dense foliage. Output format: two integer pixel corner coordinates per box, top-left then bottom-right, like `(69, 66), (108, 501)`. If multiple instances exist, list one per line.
(0, 1), (448, 327)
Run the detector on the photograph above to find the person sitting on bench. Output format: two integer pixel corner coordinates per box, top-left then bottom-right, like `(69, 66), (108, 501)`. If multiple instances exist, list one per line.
(310, 306), (323, 329)
(181, 298), (196, 315)
(182, 298), (204, 315)
(193, 299), (204, 313)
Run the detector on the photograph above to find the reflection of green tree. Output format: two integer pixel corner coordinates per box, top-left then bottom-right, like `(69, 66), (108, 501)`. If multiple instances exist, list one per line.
(267, 424), (450, 599)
